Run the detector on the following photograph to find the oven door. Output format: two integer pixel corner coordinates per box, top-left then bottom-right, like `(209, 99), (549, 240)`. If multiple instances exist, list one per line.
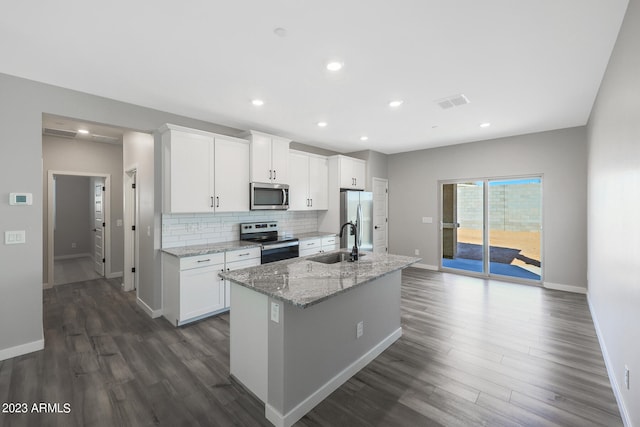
(251, 182), (289, 210)
(261, 241), (299, 263)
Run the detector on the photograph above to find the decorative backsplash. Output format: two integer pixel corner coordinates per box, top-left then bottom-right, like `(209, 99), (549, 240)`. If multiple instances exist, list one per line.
(162, 210), (319, 248)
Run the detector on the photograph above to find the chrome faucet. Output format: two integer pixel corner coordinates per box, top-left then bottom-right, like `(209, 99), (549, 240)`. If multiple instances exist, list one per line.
(339, 221), (359, 261)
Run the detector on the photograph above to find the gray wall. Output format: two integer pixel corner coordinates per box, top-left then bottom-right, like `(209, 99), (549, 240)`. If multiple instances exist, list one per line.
(0, 72), (243, 358)
(587, 0), (639, 423)
(388, 127), (588, 289)
(53, 175), (91, 258)
(43, 135), (124, 279)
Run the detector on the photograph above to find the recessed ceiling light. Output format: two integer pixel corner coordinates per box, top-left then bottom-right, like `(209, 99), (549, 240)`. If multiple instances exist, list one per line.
(389, 100), (404, 108)
(317, 121), (328, 128)
(326, 61), (343, 71)
(480, 122), (491, 128)
(251, 99), (264, 106)
(77, 129), (90, 134)
(360, 136), (369, 141)
(273, 27), (287, 37)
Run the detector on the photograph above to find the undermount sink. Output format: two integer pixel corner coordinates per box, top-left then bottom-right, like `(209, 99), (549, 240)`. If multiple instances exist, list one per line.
(308, 251), (366, 264)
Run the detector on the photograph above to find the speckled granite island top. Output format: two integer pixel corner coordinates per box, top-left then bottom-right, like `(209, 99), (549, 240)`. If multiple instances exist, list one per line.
(162, 240), (260, 257)
(220, 250), (420, 308)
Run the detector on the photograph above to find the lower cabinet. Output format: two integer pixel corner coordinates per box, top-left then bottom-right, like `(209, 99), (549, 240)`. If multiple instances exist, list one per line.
(299, 235), (339, 257)
(162, 247), (260, 326)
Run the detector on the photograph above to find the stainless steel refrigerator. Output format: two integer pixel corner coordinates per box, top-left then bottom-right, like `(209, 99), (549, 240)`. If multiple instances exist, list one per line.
(340, 190), (373, 252)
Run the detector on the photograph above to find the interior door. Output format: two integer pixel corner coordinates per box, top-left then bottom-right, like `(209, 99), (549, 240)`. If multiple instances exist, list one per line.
(372, 178), (388, 253)
(93, 179), (105, 276)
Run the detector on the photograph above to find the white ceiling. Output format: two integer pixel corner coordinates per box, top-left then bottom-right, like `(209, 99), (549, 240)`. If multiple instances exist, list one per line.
(0, 1), (629, 154)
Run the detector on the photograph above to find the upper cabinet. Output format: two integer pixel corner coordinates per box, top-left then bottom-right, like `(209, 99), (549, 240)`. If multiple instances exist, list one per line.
(338, 155), (366, 190)
(289, 150), (328, 210)
(243, 130), (291, 184)
(161, 124), (250, 213)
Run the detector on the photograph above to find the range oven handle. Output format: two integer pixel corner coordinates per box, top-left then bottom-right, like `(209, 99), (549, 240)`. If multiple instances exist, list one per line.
(263, 241), (299, 250)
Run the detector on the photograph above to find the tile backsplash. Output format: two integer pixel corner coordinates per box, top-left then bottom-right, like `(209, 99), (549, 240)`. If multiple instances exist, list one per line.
(162, 210), (319, 248)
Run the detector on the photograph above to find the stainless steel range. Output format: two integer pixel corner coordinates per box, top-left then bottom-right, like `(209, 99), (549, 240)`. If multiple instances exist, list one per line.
(240, 222), (299, 264)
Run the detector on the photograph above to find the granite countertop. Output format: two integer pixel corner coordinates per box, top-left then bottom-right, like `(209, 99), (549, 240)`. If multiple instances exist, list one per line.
(162, 240), (261, 257)
(220, 250), (420, 308)
(294, 231), (338, 241)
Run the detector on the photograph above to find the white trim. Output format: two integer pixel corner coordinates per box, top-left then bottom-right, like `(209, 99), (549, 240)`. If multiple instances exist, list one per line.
(265, 327), (402, 427)
(587, 294), (632, 427)
(53, 253), (92, 261)
(0, 338), (44, 362)
(137, 297), (163, 318)
(543, 281), (587, 294)
(411, 263), (438, 271)
(107, 271), (123, 279)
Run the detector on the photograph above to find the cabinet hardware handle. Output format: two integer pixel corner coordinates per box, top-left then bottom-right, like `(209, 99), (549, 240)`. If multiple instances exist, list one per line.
(210, 196), (214, 208)
(197, 259), (211, 263)
(273, 170), (277, 180)
(238, 252), (250, 256)
(216, 196), (220, 208)
(269, 169), (273, 180)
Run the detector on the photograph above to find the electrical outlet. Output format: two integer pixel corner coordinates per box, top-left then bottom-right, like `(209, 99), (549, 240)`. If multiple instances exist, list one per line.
(271, 302), (280, 323)
(414, 249), (420, 255)
(625, 366), (630, 389)
(356, 321), (363, 339)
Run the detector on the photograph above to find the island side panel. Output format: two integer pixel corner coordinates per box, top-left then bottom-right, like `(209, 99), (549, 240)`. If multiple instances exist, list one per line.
(267, 270), (402, 425)
(230, 282), (269, 402)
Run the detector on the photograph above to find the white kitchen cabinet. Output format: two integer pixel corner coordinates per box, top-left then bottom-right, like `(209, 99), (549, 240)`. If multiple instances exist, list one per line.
(162, 252), (226, 326)
(321, 235), (339, 252)
(289, 150), (329, 211)
(223, 247), (261, 308)
(338, 155), (366, 190)
(161, 124), (249, 213)
(299, 238), (322, 257)
(243, 130), (291, 184)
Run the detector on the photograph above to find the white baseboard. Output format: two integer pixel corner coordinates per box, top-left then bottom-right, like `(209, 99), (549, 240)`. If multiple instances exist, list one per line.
(411, 263), (438, 271)
(137, 297), (163, 319)
(587, 294), (631, 427)
(265, 327), (403, 427)
(0, 338), (45, 362)
(543, 281), (587, 294)
(107, 271), (123, 279)
(53, 253), (92, 261)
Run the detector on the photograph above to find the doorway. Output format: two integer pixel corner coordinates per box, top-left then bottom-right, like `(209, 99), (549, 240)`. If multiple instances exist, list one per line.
(123, 168), (138, 292)
(47, 171), (111, 286)
(440, 176), (542, 282)
(372, 177), (388, 253)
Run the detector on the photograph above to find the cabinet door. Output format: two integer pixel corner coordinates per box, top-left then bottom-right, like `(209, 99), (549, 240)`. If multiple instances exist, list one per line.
(180, 266), (224, 321)
(308, 155), (328, 210)
(339, 157), (355, 189)
(299, 238), (322, 256)
(167, 131), (214, 212)
(271, 138), (290, 184)
(352, 159), (366, 190)
(214, 137), (250, 212)
(250, 133), (273, 183)
(289, 152), (310, 210)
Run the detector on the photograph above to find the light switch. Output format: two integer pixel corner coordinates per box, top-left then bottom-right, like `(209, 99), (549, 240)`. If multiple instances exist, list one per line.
(5, 230), (26, 245)
(422, 217), (433, 224)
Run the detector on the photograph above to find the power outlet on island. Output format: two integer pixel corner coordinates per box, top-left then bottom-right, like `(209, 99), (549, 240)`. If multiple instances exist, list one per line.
(356, 321), (364, 339)
(625, 365), (630, 389)
(271, 302), (280, 323)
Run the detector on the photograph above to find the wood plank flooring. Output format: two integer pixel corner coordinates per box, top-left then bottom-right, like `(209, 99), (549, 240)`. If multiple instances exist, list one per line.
(0, 268), (622, 426)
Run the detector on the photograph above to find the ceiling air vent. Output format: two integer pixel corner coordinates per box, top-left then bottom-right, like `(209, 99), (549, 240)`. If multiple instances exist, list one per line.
(435, 94), (470, 110)
(43, 128), (78, 138)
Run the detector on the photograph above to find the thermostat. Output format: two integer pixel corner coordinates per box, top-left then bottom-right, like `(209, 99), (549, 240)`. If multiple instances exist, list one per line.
(9, 193), (32, 205)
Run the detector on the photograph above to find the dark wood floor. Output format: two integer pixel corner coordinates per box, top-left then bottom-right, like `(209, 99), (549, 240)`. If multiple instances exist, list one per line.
(0, 268), (622, 426)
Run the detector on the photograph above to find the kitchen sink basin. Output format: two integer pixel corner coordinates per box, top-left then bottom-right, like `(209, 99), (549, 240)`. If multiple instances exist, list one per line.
(308, 251), (366, 264)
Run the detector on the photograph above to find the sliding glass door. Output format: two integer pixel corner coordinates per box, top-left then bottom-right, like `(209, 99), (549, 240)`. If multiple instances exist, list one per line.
(440, 177), (542, 282)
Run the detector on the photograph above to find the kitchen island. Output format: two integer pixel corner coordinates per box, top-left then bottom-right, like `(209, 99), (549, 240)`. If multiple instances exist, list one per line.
(220, 250), (419, 427)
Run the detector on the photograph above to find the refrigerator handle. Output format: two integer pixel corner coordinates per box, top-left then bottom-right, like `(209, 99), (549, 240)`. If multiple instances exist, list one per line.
(356, 204), (363, 247)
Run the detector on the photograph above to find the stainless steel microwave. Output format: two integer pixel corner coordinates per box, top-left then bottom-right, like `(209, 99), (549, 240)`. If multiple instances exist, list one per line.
(250, 182), (289, 210)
